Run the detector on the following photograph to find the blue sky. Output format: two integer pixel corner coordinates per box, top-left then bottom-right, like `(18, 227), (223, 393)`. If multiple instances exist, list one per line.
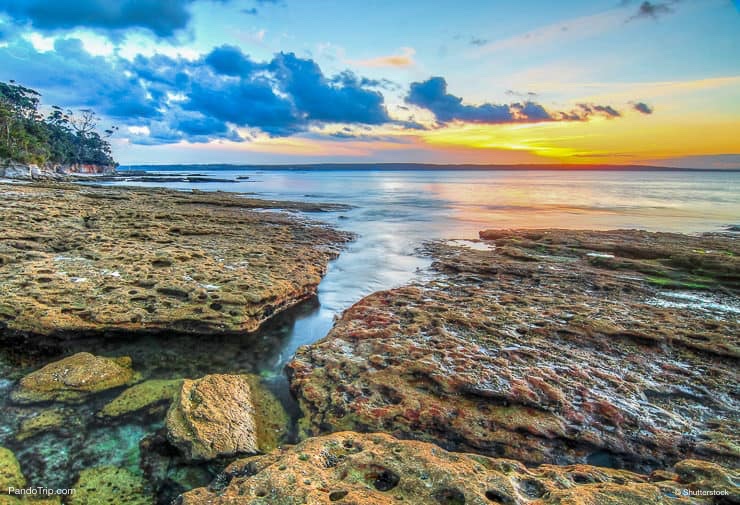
(0, 0), (738, 166)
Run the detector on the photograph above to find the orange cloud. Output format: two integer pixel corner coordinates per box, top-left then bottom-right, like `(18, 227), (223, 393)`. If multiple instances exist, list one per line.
(350, 47), (415, 68)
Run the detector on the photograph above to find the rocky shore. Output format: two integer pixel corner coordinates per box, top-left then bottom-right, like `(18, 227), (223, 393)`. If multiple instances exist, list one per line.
(289, 230), (738, 473)
(1, 183), (738, 505)
(0, 182), (351, 340)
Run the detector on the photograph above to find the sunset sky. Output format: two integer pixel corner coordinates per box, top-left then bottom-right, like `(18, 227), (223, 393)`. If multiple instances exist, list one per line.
(0, 0), (738, 167)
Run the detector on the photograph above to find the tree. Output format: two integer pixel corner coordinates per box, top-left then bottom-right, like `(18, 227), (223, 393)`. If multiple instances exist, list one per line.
(0, 80), (116, 167)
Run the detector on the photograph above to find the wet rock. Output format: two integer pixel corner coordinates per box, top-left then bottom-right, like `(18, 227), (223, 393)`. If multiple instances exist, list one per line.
(165, 374), (287, 461)
(0, 183), (351, 339)
(178, 431), (734, 505)
(68, 466), (153, 505)
(10, 353), (136, 404)
(289, 229), (739, 471)
(0, 446), (26, 489)
(15, 408), (67, 441)
(97, 379), (182, 419)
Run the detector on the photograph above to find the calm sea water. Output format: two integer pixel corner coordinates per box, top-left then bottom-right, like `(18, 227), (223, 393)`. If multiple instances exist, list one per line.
(107, 168), (740, 366)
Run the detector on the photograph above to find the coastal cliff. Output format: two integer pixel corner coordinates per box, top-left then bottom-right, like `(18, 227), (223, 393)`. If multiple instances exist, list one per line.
(0, 160), (116, 180)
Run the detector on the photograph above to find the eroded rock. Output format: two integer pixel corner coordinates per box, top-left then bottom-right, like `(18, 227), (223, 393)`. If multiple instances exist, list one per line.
(289, 230), (739, 471)
(10, 352), (136, 404)
(0, 183), (350, 339)
(179, 431), (738, 505)
(165, 374), (287, 461)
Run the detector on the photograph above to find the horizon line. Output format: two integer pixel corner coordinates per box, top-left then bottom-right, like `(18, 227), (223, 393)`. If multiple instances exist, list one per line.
(118, 162), (740, 172)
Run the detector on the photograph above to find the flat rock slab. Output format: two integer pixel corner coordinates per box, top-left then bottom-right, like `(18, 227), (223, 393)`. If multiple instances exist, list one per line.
(10, 352), (135, 404)
(0, 183), (350, 338)
(289, 229), (739, 471)
(166, 374), (287, 461)
(179, 431), (738, 505)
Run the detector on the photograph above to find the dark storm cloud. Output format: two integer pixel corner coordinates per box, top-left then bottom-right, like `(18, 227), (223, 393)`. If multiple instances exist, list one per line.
(0, 0), (209, 38)
(633, 102), (654, 114)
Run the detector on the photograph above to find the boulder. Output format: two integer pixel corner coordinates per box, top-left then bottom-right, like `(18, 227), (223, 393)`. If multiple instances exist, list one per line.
(165, 374), (287, 461)
(10, 353), (135, 404)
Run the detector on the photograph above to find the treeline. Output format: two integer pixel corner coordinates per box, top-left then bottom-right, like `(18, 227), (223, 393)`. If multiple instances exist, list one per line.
(0, 80), (116, 166)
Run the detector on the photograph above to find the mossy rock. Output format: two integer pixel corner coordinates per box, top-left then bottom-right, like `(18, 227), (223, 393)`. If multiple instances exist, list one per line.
(0, 446), (26, 489)
(15, 408), (67, 441)
(10, 353), (137, 404)
(97, 379), (182, 419)
(68, 467), (153, 505)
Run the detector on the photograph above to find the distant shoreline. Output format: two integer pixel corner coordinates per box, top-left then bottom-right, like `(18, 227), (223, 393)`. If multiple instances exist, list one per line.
(118, 163), (740, 172)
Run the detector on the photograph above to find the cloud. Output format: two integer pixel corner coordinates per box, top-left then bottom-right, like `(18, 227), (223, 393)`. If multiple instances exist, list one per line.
(0, 0), (213, 38)
(625, 1), (678, 22)
(350, 47), (415, 68)
(271, 52), (390, 124)
(0, 37), (160, 119)
(407, 77), (514, 123)
(407, 77), (627, 125)
(0, 37), (392, 145)
(204, 44), (256, 76)
(469, 37), (488, 47)
(632, 101), (654, 114)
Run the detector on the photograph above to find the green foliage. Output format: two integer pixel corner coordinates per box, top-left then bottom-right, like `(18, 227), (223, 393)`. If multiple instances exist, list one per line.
(0, 80), (117, 166)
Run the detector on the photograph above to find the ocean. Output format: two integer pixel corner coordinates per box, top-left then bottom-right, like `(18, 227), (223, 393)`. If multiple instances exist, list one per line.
(105, 167), (740, 367)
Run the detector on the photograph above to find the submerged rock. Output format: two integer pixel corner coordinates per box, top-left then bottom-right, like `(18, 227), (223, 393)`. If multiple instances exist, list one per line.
(165, 374), (287, 461)
(289, 229), (739, 471)
(15, 408), (68, 441)
(68, 466), (153, 505)
(10, 352), (136, 404)
(179, 431), (737, 505)
(0, 446), (25, 489)
(97, 379), (182, 419)
(0, 183), (350, 340)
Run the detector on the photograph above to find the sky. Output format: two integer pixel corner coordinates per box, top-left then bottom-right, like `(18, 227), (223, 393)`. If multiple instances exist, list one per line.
(0, 0), (738, 167)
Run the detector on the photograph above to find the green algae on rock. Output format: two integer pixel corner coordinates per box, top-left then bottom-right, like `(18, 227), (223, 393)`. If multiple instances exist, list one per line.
(97, 379), (182, 419)
(0, 446), (26, 489)
(288, 229), (739, 471)
(15, 408), (68, 441)
(166, 374), (288, 461)
(68, 466), (153, 505)
(0, 183), (351, 339)
(178, 431), (737, 505)
(10, 353), (136, 404)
